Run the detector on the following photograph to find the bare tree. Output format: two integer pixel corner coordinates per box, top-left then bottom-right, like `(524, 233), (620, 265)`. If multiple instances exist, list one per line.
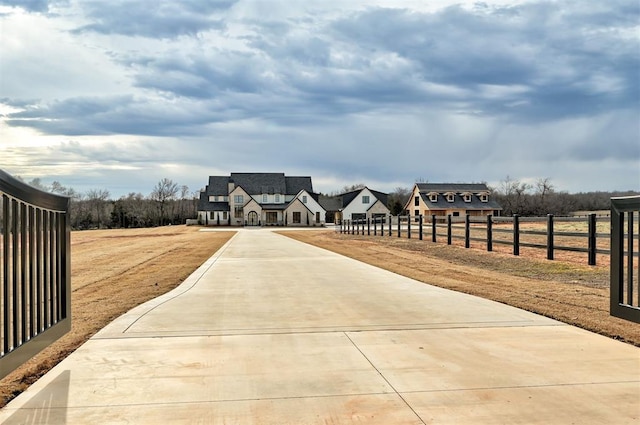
(86, 189), (111, 228)
(388, 186), (411, 215)
(150, 178), (179, 226)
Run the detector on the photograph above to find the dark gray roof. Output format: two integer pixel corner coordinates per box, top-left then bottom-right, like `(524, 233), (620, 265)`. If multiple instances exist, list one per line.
(197, 200), (230, 212)
(318, 195), (342, 211)
(285, 176), (313, 195)
(414, 183), (501, 210)
(230, 173), (286, 195)
(198, 173), (316, 212)
(321, 187), (389, 211)
(416, 183), (490, 192)
(259, 203), (288, 210)
(419, 193), (502, 210)
(206, 176), (230, 195)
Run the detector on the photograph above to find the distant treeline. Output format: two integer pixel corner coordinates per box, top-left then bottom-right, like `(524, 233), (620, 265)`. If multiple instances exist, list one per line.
(21, 178), (198, 230)
(9, 176), (640, 230)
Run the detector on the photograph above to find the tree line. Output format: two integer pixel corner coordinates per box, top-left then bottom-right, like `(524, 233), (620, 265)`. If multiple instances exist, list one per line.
(22, 178), (199, 230)
(7, 176), (637, 231)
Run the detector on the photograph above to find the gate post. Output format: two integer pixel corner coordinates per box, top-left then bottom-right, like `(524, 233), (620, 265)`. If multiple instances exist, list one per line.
(547, 214), (554, 260)
(487, 214), (493, 252)
(432, 214), (437, 242)
(513, 214), (520, 256)
(465, 214), (470, 248)
(588, 213), (596, 266)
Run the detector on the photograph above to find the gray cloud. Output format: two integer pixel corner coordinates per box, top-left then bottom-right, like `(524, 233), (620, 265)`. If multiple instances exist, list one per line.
(1, 0), (638, 195)
(74, 0), (236, 38)
(0, 0), (53, 12)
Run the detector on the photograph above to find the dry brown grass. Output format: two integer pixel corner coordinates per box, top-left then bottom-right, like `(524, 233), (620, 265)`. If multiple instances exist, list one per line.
(280, 230), (640, 347)
(0, 226), (235, 408)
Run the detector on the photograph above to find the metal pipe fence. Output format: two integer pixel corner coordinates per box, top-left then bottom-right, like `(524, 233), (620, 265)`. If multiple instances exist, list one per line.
(610, 196), (640, 323)
(339, 212), (623, 266)
(0, 169), (71, 379)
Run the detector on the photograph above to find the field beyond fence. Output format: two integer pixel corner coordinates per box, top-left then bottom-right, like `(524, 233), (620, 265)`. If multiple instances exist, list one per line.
(340, 213), (639, 267)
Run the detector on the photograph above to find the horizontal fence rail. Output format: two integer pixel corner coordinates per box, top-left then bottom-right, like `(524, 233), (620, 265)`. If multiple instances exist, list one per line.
(0, 169), (71, 379)
(339, 211), (629, 266)
(610, 196), (640, 323)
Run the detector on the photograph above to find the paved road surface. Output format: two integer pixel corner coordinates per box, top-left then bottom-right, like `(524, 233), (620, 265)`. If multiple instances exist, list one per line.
(1, 229), (638, 424)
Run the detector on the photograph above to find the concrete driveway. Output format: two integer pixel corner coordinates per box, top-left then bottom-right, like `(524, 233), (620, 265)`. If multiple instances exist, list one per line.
(1, 229), (638, 424)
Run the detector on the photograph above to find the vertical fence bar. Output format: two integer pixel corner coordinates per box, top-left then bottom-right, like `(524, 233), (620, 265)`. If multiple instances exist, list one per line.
(628, 212), (634, 305)
(43, 212), (50, 328)
(28, 206), (36, 339)
(547, 214), (554, 260)
(487, 214), (493, 252)
(36, 208), (42, 332)
(447, 215), (452, 245)
(367, 218), (370, 236)
(20, 202), (27, 345)
(419, 215), (423, 240)
(513, 214), (520, 256)
(397, 216), (401, 238)
(373, 217), (377, 236)
(588, 213), (596, 266)
(3, 195), (10, 354)
(12, 199), (18, 349)
(432, 215), (436, 243)
(465, 214), (470, 248)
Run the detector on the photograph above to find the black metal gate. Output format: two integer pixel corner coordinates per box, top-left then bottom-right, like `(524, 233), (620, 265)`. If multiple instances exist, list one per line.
(610, 196), (640, 323)
(0, 169), (71, 379)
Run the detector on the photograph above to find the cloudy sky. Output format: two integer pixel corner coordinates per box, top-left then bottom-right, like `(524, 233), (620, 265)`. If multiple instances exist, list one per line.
(1, 0), (638, 197)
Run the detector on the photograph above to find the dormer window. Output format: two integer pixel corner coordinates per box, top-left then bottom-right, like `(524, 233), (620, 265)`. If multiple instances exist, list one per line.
(446, 193), (455, 202)
(462, 193), (472, 203)
(478, 193), (489, 202)
(429, 193), (438, 202)
(275, 194), (280, 203)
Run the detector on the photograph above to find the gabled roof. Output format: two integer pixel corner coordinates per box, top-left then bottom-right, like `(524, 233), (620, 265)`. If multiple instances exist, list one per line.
(416, 183), (490, 193)
(197, 200), (230, 212)
(285, 176), (314, 195)
(205, 176), (231, 195)
(419, 192), (502, 210)
(319, 187), (389, 211)
(318, 195), (342, 211)
(406, 182), (501, 211)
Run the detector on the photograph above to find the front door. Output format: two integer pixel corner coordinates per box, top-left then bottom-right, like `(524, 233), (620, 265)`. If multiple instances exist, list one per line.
(247, 211), (259, 226)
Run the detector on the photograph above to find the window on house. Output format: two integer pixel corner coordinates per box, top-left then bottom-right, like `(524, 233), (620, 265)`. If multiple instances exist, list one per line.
(446, 193), (455, 202)
(209, 212), (215, 219)
(302, 195), (307, 203)
(223, 211), (228, 220)
(209, 196), (216, 202)
(234, 206), (243, 218)
(429, 194), (438, 202)
(234, 195), (243, 204)
(480, 193), (489, 202)
(362, 196), (370, 204)
(275, 194), (280, 203)
(414, 209), (419, 217)
(263, 194), (268, 203)
(316, 211), (320, 222)
(293, 211), (301, 223)
(453, 211), (460, 217)
(463, 194), (471, 202)
(414, 196), (419, 206)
